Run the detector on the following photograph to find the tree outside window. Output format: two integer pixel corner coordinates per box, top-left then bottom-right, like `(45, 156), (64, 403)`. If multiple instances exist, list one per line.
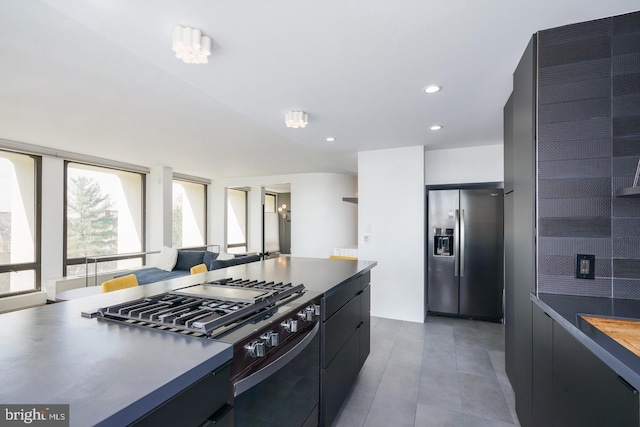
(65, 163), (143, 276)
(66, 176), (118, 272)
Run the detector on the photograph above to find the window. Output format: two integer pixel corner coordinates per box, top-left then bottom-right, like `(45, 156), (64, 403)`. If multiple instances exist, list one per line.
(226, 188), (247, 254)
(65, 163), (144, 276)
(264, 193), (279, 253)
(172, 179), (207, 248)
(265, 193), (276, 213)
(0, 150), (40, 297)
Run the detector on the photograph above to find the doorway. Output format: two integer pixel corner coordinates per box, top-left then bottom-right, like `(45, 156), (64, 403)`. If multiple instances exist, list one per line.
(262, 184), (291, 256)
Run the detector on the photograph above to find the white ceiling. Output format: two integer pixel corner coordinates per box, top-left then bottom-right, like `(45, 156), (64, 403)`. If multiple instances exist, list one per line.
(1, 1), (638, 179)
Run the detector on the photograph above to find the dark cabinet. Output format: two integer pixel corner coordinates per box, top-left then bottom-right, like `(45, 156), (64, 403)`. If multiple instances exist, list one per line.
(531, 303), (640, 427)
(503, 91), (514, 380)
(531, 303), (553, 427)
(504, 34), (537, 427)
(320, 271), (370, 427)
(552, 322), (639, 427)
(503, 94), (514, 194)
(131, 364), (231, 427)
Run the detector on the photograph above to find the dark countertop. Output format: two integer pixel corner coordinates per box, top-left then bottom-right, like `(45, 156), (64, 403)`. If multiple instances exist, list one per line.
(0, 257), (376, 427)
(532, 293), (640, 391)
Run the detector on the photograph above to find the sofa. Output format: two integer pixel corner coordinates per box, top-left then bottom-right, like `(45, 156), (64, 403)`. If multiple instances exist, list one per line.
(118, 249), (261, 285)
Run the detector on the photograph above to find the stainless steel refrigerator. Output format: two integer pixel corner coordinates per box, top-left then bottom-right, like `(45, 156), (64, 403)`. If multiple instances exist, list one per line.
(427, 188), (504, 321)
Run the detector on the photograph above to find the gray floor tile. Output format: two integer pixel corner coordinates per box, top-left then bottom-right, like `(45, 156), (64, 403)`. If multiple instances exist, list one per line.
(463, 413), (519, 427)
(423, 322), (455, 346)
(364, 394), (416, 427)
(332, 388), (375, 427)
(415, 403), (464, 427)
(421, 343), (457, 372)
(459, 372), (514, 424)
(455, 346), (497, 379)
(352, 356), (386, 394)
(398, 321), (429, 341)
(454, 327), (504, 351)
(376, 359), (420, 402)
(370, 316), (380, 330)
(389, 337), (424, 368)
(417, 368), (462, 412)
(369, 334), (395, 360)
(371, 317), (403, 338)
(332, 316), (518, 427)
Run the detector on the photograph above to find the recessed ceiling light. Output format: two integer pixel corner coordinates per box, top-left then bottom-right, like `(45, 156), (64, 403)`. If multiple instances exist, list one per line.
(423, 85), (442, 94)
(430, 125), (443, 131)
(326, 137), (336, 142)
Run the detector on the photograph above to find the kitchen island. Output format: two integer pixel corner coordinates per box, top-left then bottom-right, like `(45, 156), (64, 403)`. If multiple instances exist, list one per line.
(0, 257), (376, 427)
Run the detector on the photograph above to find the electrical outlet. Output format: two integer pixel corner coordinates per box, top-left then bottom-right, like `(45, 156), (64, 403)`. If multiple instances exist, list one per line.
(576, 254), (595, 280)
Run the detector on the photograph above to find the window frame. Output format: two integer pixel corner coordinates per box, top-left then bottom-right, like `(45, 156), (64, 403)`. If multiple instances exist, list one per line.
(0, 149), (42, 297)
(63, 161), (147, 276)
(226, 188), (248, 253)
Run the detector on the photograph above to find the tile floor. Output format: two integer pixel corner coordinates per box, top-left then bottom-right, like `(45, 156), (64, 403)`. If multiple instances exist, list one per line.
(331, 315), (520, 427)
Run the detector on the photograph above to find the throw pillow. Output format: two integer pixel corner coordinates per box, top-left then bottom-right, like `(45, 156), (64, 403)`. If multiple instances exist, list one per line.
(174, 250), (205, 271)
(155, 246), (178, 271)
(203, 251), (219, 269)
(217, 252), (235, 261)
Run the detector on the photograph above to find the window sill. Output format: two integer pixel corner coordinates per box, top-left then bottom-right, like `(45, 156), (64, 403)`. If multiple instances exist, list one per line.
(0, 292), (47, 314)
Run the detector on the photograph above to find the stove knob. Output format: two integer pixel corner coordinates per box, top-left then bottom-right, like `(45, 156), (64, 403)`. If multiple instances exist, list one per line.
(304, 307), (314, 321)
(313, 304), (321, 316)
(246, 340), (265, 357)
(281, 319), (298, 333)
(261, 331), (279, 347)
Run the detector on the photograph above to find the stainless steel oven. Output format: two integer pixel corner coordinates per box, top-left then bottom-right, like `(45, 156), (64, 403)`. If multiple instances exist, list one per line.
(231, 318), (319, 427)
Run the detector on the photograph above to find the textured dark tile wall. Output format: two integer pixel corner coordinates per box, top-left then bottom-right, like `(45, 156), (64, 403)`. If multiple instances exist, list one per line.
(537, 11), (640, 299)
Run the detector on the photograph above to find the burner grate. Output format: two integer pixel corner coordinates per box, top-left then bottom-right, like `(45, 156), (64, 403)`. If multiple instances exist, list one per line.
(96, 278), (306, 338)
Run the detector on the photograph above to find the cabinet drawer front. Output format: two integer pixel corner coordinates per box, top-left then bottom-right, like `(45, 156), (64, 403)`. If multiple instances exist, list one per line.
(359, 285), (371, 368)
(132, 365), (230, 427)
(324, 271), (370, 321)
(324, 277), (361, 321)
(322, 331), (360, 427)
(322, 296), (360, 368)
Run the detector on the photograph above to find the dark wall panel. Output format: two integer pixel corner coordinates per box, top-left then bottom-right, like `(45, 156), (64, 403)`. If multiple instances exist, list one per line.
(537, 11), (640, 299)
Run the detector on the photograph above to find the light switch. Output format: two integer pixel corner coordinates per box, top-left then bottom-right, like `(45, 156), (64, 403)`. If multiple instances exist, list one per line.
(576, 254), (595, 280)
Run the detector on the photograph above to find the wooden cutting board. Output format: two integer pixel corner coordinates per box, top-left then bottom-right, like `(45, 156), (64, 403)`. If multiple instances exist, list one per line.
(581, 315), (640, 357)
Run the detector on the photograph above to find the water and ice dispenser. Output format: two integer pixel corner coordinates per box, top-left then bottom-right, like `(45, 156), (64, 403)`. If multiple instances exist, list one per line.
(433, 228), (454, 256)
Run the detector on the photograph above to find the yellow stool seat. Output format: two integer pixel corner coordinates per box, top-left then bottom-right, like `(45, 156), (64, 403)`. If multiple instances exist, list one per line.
(101, 274), (139, 293)
(190, 263), (207, 275)
(329, 255), (358, 261)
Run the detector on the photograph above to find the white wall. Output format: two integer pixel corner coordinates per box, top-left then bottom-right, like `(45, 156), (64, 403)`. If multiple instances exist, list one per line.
(358, 146), (425, 323)
(425, 144), (503, 185)
(41, 156), (64, 281)
(146, 166), (173, 251)
(210, 173), (357, 258)
(291, 173), (357, 258)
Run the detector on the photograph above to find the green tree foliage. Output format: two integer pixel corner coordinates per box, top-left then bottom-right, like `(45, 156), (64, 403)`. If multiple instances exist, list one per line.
(67, 176), (117, 258)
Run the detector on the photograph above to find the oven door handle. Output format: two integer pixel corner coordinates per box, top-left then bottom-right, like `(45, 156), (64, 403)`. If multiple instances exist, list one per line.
(234, 322), (319, 397)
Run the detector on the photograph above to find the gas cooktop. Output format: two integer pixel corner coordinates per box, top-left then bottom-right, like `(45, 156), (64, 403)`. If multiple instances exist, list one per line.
(94, 278), (308, 339)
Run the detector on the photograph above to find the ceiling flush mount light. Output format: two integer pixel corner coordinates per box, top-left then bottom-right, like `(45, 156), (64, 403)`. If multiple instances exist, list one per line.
(285, 111), (308, 128)
(430, 125), (443, 131)
(172, 25), (211, 64)
(326, 137), (336, 142)
(423, 85), (442, 94)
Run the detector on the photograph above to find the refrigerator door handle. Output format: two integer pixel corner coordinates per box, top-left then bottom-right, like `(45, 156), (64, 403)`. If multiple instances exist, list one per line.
(454, 209), (460, 277)
(460, 209), (465, 277)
